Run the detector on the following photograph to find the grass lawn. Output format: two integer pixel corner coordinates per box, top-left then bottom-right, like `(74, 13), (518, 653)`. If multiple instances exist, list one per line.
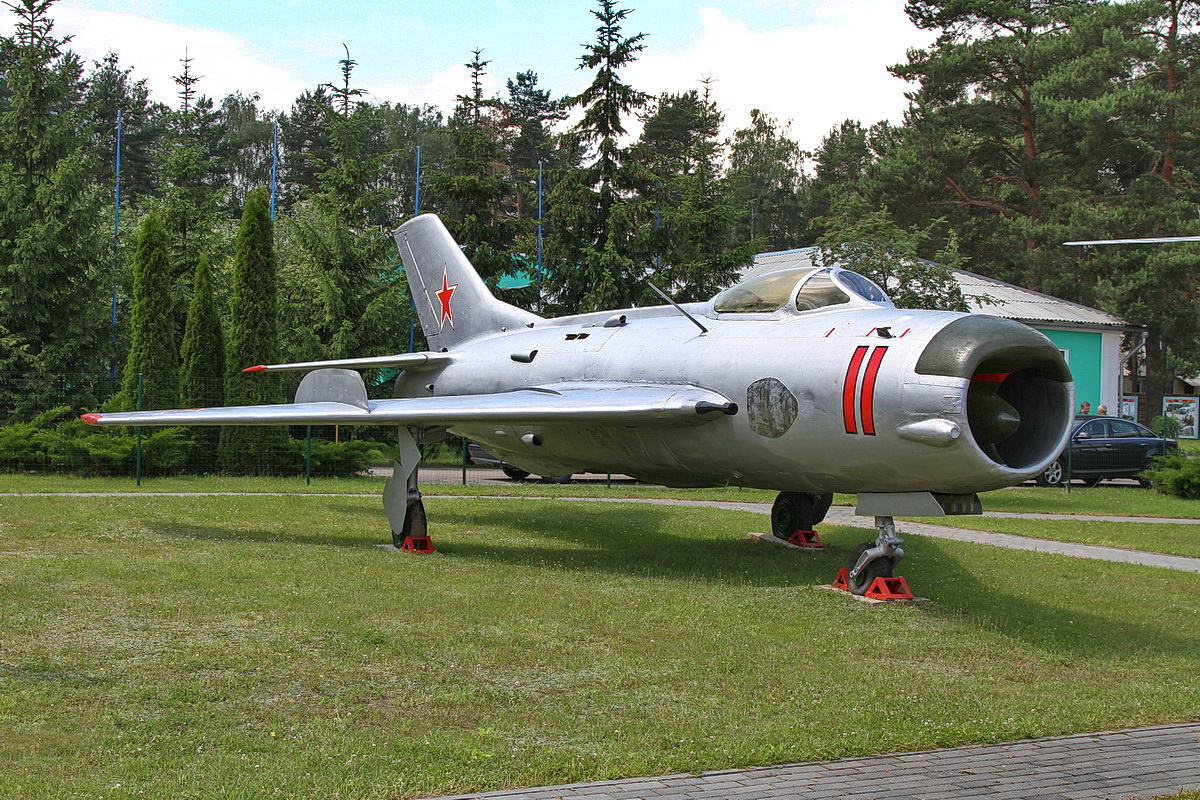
(978, 484), (1200, 519)
(912, 514), (1200, 559)
(5, 473), (1200, 519)
(2, 494), (1199, 799)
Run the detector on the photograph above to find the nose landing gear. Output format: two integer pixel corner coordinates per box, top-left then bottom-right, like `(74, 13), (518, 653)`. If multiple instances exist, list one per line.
(846, 516), (905, 596)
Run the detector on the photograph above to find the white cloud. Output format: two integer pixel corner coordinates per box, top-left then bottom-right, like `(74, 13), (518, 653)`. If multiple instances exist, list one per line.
(20, 7), (308, 111)
(624, 3), (932, 153)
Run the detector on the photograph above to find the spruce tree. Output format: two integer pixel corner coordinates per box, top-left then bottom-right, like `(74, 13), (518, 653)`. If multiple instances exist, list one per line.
(431, 49), (522, 287)
(219, 187), (286, 473)
(118, 211), (179, 411)
(0, 0), (109, 414)
(545, 0), (649, 313)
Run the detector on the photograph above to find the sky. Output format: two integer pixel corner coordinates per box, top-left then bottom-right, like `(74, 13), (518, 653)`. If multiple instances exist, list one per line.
(9, 0), (934, 152)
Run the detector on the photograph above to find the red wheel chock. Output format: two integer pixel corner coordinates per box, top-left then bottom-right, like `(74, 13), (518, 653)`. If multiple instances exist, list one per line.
(864, 575), (913, 601)
(786, 529), (824, 548)
(830, 569), (914, 601)
(399, 535), (435, 554)
(832, 568), (850, 591)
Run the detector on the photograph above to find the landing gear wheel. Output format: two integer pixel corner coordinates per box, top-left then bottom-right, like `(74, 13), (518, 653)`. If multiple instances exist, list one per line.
(1035, 459), (1065, 487)
(392, 499), (427, 547)
(501, 465), (530, 481)
(847, 540), (894, 596)
(771, 492), (833, 539)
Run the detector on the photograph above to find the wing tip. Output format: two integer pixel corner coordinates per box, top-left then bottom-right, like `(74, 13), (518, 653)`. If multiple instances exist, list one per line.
(243, 364), (268, 373)
(81, 413), (102, 425)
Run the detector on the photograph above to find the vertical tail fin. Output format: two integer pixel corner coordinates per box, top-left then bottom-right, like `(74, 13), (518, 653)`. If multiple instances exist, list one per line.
(393, 214), (541, 350)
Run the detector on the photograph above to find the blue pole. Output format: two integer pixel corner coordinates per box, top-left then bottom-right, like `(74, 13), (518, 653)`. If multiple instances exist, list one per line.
(270, 122), (279, 221)
(537, 160), (543, 308)
(410, 146), (420, 352)
(112, 110), (122, 335)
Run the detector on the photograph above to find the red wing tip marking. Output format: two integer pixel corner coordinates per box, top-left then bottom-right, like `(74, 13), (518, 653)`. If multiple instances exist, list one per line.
(971, 373), (1010, 383)
(81, 413), (102, 425)
(242, 364), (268, 373)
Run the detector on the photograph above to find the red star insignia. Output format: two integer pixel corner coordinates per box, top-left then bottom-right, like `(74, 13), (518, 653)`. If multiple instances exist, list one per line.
(435, 265), (459, 331)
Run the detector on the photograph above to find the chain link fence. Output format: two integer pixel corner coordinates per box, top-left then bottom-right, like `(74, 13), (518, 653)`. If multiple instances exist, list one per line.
(0, 372), (623, 487)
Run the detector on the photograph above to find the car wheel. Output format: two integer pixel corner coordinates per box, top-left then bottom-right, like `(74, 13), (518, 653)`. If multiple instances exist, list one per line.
(501, 465), (530, 481)
(1035, 459), (1065, 487)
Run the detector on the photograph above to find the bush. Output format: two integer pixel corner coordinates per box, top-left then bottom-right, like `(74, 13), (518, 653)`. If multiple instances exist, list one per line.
(288, 438), (383, 478)
(0, 410), (193, 477)
(1142, 451), (1200, 499)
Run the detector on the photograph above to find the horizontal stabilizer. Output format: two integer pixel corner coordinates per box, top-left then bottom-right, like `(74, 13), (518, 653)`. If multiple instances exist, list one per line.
(242, 352), (452, 373)
(82, 382), (738, 428)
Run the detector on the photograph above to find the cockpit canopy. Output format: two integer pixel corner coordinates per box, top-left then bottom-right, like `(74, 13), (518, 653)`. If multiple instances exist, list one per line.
(712, 267), (890, 314)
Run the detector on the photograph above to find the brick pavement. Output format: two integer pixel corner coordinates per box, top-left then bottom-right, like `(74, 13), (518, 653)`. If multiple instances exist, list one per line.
(432, 723), (1200, 800)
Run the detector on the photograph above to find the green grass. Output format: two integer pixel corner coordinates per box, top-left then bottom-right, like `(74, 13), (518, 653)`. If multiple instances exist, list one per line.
(2, 494), (1199, 799)
(5, 472), (1200, 519)
(913, 515), (1200, 558)
(978, 485), (1200, 519)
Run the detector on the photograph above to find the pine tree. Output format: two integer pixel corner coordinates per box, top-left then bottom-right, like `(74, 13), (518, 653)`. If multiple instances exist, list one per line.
(118, 211), (179, 410)
(636, 84), (751, 300)
(503, 70), (567, 218)
(219, 187), (286, 473)
(0, 0), (110, 415)
(725, 110), (806, 251)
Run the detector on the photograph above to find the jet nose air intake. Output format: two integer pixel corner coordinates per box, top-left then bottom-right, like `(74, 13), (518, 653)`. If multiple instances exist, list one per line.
(916, 316), (1073, 471)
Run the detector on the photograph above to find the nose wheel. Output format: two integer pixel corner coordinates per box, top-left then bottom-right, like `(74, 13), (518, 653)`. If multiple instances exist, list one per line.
(846, 516), (905, 596)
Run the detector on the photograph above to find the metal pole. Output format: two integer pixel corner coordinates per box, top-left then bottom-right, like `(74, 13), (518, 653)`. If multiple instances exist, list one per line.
(270, 122), (279, 221)
(305, 425), (312, 485)
(461, 438), (467, 486)
(111, 109), (122, 377)
(414, 145), (421, 214)
(410, 146), (421, 352)
(537, 159), (544, 310)
(135, 372), (143, 487)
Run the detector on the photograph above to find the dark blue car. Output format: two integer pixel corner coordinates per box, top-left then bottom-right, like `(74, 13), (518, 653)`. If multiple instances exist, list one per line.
(1035, 415), (1177, 487)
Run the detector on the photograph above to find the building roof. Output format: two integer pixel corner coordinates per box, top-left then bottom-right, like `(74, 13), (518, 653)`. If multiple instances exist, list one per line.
(751, 248), (1132, 331)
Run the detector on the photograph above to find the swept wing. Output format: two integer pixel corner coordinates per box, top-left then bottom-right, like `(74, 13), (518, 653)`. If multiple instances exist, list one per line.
(83, 382), (737, 429)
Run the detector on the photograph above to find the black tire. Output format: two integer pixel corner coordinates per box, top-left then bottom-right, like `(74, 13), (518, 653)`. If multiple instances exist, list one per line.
(391, 499), (427, 547)
(1035, 459), (1066, 487)
(501, 465), (530, 481)
(847, 540), (894, 596)
(771, 492), (833, 539)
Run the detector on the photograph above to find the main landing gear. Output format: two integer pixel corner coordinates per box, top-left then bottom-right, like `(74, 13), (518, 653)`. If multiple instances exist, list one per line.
(771, 491), (833, 542)
(846, 516), (905, 596)
(383, 427), (435, 553)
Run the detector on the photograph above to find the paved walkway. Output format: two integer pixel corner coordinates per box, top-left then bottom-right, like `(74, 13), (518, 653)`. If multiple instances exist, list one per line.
(431, 723), (1200, 800)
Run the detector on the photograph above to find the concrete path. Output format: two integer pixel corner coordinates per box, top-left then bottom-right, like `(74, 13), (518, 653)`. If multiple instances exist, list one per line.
(429, 723), (1200, 800)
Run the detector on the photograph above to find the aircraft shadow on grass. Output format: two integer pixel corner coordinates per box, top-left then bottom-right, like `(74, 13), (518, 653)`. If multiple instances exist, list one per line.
(146, 499), (1197, 660)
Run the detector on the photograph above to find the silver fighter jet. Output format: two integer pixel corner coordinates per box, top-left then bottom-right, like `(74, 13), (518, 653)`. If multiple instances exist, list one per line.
(86, 214), (1074, 594)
